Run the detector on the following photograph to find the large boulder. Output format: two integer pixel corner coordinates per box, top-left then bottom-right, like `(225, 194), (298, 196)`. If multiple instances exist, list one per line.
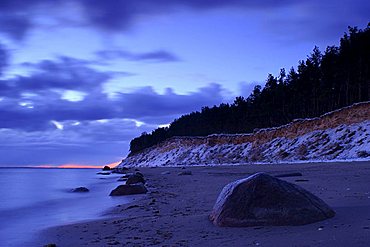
(210, 172), (335, 227)
(109, 184), (148, 196)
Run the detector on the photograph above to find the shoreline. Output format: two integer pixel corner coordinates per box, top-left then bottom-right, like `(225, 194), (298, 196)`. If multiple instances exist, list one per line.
(33, 161), (370, 246)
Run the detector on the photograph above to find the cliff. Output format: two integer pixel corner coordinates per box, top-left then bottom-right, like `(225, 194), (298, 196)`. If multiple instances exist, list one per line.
(118, 102), (370, 167)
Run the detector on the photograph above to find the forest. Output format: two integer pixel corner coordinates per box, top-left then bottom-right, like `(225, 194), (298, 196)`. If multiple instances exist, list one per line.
(129, 24), (370, 154)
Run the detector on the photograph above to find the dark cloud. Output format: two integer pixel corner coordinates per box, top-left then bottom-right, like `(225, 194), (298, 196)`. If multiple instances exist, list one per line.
(0, 43), (9, 75)
(0, 14), (32, 40)
(2, 56), (114, 97)
(1, 0), (368, 41)
(96, 49), (180, 63)
(79, 0), (300, 32)
(0, 52), (224, 131)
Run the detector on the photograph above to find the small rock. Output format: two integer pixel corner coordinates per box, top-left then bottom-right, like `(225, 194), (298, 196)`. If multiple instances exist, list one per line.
(102, 166), (111, 171)
(126, 174), (145, 185)
(97, 172), (111, 175)
(71, 187), (89, 193)
(43, 244), (57, 247)
(135, 172), (144, 177)
(161, 171), (171, 175)
(111, 167), (129, 174)
(126, 205), (140, 209)
(110, 184), (148, 196)
(253, 240), (260, 246)
(178, 171), (192, 176)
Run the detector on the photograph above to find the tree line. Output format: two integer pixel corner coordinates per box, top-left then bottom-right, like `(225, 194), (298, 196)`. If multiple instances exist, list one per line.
(130, 24), (370, 154)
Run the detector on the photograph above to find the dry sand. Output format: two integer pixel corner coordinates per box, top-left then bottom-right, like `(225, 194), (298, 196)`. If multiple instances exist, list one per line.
(33, 161), (370, 247)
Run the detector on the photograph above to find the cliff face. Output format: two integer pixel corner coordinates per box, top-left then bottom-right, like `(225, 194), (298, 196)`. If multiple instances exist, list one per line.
(118, 102), (370, 167)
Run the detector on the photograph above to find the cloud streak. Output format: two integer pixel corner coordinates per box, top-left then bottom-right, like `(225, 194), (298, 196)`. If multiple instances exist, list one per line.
(96, 49), (180, 63)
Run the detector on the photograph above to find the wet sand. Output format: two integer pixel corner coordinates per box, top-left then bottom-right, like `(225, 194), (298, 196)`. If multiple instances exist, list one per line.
(34, 161), (370, 246)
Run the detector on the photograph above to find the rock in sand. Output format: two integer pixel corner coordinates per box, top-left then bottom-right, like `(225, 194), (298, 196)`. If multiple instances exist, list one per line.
(178, 171), (192, 176)
(126, 174), (146, 185)
(210, 172), (335, 227)
(109, 184), (148, 196)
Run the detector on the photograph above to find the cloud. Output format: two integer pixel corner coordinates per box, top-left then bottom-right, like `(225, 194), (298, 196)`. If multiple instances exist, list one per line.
(2, 56), (118, 97)
(0, 14), (32, 40)
(0, 119), (153, 165)
(0, 81), (225, 131)
(0, 43), (9, 75)
(0, 48), (231, 166)
(1, 0), (368, 41)
(0, 81), (225, 165)
(96, 49), (180, 63)
(0, 52), (225, 132)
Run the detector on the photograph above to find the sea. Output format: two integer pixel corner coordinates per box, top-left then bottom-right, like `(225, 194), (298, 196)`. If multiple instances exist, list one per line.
(0, 168), (131, 247)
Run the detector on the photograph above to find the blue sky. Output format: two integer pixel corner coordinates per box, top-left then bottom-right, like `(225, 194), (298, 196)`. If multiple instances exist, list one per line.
(0, 0), (368, 167)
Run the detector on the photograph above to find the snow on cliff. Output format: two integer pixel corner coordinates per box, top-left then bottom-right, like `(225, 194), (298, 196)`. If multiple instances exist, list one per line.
(118, 102), (370, 167)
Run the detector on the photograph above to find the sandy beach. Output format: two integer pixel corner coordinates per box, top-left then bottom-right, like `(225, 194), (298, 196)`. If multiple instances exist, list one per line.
(33, 161), (370, 247)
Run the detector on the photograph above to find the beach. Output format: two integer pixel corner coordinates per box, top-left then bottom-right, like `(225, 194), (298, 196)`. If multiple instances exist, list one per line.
(33, 161), (370, 247)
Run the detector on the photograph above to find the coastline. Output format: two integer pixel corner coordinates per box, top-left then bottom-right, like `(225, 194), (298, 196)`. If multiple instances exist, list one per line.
(33, 161), (370, 246)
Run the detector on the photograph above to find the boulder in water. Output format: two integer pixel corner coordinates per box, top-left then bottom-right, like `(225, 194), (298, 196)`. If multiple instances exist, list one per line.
(102, 166), (111, 171)
(210, 172), (335, 227)
(71, 187), (89, 193)
(97, 172), (110, 175)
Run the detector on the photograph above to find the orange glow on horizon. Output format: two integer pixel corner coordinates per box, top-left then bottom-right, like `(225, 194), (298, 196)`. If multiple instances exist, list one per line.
(32, 160), (122, 169)
(33, 164), (103, 169)
(105, 160), (121, 168)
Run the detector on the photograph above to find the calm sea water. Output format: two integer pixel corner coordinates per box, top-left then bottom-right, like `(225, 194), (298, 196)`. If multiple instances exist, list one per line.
(0, 168), (130, 247)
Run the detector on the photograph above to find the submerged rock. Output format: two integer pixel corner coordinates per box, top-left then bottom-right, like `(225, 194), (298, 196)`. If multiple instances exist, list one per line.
(97, 172), (110, 175)
(71, 187), (89, 193)
(109, 184), (148, 196)
(210, 172), (335, 227)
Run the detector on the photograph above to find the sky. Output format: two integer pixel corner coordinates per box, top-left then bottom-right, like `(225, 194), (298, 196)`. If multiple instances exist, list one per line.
(0, 0), (369, 167)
